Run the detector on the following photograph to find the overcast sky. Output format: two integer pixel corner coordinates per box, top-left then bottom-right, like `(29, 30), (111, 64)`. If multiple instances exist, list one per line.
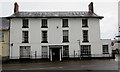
(0, 0), (119, 40)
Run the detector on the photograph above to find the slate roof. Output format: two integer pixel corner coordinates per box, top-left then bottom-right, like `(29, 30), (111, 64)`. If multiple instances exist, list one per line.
(0, 17), (9, 30)
(7, 11), (104, 19)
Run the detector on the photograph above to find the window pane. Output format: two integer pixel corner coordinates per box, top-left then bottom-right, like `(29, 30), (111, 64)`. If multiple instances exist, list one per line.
(22, 19), (29, 28)
(82, 19), (88, 27)
(63, 19), (68, 27)
(42, 46), (48, 58)
(63, 45), (69, 57)
(42, 31), (48, 43)
(63, 30), (68, 36)
(83, 30), (88, 42)
(41, 19), (47, 28)
(63, 30), (69, 42)
(81, 45), (91, 56)
(20, 46), (30, 58)
(103, 45), (109, 54)
(22, 31), (29, 43)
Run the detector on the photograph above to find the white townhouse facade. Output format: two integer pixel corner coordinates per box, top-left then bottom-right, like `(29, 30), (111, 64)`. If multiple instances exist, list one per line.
(7, 2), (112, 61)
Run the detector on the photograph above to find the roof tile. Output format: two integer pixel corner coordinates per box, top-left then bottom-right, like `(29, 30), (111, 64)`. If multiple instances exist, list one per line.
(8, 11), (103, 18)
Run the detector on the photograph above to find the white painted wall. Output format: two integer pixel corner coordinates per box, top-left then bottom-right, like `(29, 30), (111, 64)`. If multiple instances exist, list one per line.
(10, 18), (111, 59)
(69, 18), (81, 57)
(89, 18), (102, 55)
(48, 18), (62, 44)
(101, 39), (112, 55)
(10, 18), (22, 59)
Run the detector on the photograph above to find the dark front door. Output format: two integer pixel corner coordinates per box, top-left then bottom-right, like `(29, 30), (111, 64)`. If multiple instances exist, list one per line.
(52, 48), (60, 61)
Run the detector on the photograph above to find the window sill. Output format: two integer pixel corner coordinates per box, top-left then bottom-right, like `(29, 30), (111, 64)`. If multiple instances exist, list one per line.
(63, 56), (69, 58)
(103, 53), (109, 54)
(62, 41), (69, 43)
(41, 26), (48, 28)
(22, 42), (29, 43)
(62, 26), (69, 28)
(82, 41), (89, 43)
(82, 26), (88, 28)
(22, 27), (29, 28)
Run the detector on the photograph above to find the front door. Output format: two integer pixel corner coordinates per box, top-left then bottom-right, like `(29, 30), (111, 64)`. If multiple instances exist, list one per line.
(52, 48), (60, 61)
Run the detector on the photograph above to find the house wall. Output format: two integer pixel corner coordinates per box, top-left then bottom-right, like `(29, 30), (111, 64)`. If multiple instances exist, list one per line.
(101, 39), (112, 54)
(10, 18), (111, 59)
(0, 30), (9, 60)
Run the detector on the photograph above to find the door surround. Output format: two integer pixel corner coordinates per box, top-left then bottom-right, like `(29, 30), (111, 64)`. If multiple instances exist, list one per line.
(49, 45), (62, 61)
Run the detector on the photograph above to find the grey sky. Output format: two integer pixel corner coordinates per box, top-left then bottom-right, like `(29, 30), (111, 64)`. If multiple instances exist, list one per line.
(0, 0), (119, 40)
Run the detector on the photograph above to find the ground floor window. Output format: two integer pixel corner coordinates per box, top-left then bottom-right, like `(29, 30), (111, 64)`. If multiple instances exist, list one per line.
(81, 45), (91, 57)
(103, 45), (109, 54)
(63, 45), (69, 57)
(42, 46), (48, 58)
(20, 46), (30, 58)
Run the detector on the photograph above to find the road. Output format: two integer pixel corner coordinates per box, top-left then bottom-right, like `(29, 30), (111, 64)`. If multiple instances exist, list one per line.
(2, 59), (118, 70)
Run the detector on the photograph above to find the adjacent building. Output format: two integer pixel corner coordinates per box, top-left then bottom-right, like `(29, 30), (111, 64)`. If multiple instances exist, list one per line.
(7, 2), (112, 61)
(112, 26), (120, 54)
(0, 17), (9, 61)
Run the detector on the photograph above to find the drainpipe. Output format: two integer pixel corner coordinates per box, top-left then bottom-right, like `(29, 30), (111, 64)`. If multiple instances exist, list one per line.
(60, 48), (62, 61)
(10, 43), (13, 59)
(8, 18), (11, 60)
(74, 50), (75, 61)
(77, 40), (81, 60)
(35, 51), (37, 59)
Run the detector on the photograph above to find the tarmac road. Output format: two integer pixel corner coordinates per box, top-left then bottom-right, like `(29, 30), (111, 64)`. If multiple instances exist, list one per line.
(2, 59), (118, 70)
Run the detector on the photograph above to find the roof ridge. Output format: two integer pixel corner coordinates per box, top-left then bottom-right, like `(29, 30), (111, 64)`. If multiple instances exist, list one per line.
(18, 11), (89, 13)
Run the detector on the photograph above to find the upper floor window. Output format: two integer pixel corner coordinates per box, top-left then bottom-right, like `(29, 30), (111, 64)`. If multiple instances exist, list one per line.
(62, 19), (68, 27)
(82, 30), (89, 42)
(41, 31), (48, 43)
(22, 19), (29, 28)
(82, 19), (88, 27)
(103, 45), (109, 54)
(41, 19), (48, 28)
(63, 30), (69, 42)
(22, 31), (29, 43)
(0, 32), (4, 42)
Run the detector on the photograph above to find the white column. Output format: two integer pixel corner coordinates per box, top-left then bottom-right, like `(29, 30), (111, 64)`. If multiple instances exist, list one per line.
(60, 48), (62, 61)
(50, 49), (52, 61)
(48, 47), (49, 58)
(10, 45), (13, 59)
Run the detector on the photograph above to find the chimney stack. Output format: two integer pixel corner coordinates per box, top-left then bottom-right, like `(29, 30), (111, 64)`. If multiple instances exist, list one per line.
(88, 2), (94, 13)
(14, 2), (19, 13)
